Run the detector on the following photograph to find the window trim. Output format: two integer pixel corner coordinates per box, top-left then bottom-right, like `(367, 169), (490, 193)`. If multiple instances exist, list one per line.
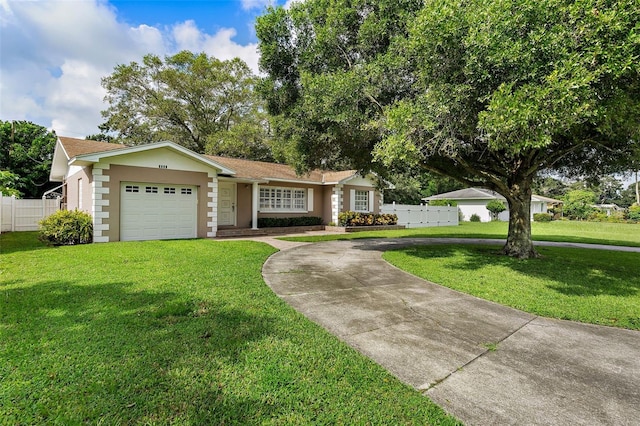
(354, 190), (369, 212)
(259, 185), (308, 213)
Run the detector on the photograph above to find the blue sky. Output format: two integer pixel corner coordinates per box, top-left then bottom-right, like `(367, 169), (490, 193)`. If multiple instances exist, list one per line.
(0, 0), (289, 138)
(109, 0), (265, 45)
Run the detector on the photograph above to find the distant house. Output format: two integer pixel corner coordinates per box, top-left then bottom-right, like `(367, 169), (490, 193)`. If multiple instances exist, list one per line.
(423, 187), (562, 222)
(592, 203), (622, 216)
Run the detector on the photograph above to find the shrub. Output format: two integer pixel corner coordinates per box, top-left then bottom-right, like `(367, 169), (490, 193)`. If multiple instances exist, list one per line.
(627, 204), (640, 222)
(257, 216), (323, 228)
(39, 209), (93, 245)
(533, 213), (553, 222)
(337, 211), (398, 226)
(469, 214), (481, 222)
(428, 199), (458, 207)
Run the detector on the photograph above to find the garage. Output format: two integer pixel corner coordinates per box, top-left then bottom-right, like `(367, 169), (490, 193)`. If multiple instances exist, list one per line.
(120, 182), (197, 241)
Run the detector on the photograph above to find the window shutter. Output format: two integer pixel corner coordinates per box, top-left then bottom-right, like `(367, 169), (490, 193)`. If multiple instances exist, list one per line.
(368, 190), (375, 212)
(307, 188), (314, 211)
(350, 189), (355, 211)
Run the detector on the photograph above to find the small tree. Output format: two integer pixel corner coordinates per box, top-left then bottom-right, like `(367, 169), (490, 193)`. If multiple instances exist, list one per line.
(563, 190), (596, 220)
(486, 200), (507, 221)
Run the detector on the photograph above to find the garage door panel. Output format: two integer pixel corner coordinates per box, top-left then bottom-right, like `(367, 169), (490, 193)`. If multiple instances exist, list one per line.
(121, 182), (197, 241)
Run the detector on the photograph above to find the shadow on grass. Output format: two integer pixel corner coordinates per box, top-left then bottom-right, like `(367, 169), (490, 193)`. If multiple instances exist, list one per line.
(0, 231), (49, 254)
(390, 244), (640, 298)
(1, 280), (279, 423)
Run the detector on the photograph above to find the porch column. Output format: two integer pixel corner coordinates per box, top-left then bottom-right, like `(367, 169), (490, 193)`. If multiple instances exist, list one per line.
(331, 184), (343, 224)
(252, 182), (259, 229)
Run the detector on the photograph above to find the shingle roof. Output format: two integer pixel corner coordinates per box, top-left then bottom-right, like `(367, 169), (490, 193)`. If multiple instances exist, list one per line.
(424, 187), (563, 204)
(532, 194), (563, 203)
(58, 136), (127, 159)
(205, 155), (358, 183)
(57, 137), (359, 184)
(205, 155), (316, 181)
(424, 187), (505, 201)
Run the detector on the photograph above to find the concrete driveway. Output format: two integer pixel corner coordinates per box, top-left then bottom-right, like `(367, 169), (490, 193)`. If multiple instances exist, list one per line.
(261, 238), (640, 425)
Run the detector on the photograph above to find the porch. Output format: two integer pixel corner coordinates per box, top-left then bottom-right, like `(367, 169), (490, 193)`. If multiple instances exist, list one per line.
(215, 224), (325, 238)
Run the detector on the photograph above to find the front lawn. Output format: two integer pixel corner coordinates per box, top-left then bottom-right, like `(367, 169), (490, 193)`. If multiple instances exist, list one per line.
(282, 221), (640, 247)
(384, 244), (640, 330)
(0, 232), (458, 425)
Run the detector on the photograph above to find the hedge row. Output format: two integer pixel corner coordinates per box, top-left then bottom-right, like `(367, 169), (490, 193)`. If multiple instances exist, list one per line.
(257, 216), (323, 228)
(533, 213), (553, 222)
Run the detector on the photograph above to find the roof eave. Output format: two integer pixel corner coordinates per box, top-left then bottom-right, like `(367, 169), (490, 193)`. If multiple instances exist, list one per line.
(49, 138), (71, 182)
(259, 177), (323, 185)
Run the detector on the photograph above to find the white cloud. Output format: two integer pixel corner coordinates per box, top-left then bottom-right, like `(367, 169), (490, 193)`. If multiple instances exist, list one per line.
(172, 22), (260, 73)
(0, 1), (260, 138)
(240, 0), (273, 11)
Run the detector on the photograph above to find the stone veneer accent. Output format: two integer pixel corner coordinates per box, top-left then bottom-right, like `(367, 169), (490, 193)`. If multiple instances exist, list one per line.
(207, 173), (218, 237)
(331, 185), (343, 224)
(92, 164), (110, 243)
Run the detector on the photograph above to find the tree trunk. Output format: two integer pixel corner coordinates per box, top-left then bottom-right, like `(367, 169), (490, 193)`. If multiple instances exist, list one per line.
(635, 169), (639, 205)
(502, 185), (540, 259)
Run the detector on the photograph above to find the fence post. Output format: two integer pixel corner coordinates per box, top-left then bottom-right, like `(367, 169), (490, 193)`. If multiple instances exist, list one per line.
(42, 195), (46, 221)
(11, 195), (16, 232)
(0, 192), (3, 234)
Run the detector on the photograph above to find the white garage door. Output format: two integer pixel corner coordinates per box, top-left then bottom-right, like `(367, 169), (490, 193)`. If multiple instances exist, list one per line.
(120, 182), (197, 241)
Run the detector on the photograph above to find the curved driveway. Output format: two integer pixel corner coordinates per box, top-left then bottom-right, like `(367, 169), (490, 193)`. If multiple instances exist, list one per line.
(262, 238), (640, 426)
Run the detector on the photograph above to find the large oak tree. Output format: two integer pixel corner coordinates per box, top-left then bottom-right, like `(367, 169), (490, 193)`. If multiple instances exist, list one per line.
(257, 0), (640, 258)
(101, 51), (273, 160)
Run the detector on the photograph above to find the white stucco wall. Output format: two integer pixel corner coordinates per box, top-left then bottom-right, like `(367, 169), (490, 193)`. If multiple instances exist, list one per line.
(458, 200), (547, 222)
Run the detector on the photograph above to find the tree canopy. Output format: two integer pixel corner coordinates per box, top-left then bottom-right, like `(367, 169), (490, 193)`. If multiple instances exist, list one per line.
(0, 120), (58, 198)
(0, 170), (21, 197)
(100, 51), (273, 160)
(257, 0), (640, 258)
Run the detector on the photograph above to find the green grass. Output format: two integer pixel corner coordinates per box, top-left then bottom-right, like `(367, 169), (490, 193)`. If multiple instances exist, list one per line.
(282, 221), (640, 247)
(383, 244), (640, 330)
(0, 232), (458, 425)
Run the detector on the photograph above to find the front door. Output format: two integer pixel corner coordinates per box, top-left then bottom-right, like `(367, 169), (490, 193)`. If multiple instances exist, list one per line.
(218, 182), (236, 226)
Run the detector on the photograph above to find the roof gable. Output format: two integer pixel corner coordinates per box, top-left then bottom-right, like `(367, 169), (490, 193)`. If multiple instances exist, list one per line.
(53, 137), (234, 176)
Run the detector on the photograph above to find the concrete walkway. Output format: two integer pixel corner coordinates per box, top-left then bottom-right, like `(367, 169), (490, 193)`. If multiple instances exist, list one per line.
(261, 238), (640, 425)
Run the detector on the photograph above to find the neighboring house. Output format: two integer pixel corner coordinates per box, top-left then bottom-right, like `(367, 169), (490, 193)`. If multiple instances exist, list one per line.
(50, 137), (381, 242)
(423, 187), (562, 222)
(593, 203), (622, 216)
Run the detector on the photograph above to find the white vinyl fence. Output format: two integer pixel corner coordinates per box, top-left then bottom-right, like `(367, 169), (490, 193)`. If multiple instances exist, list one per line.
(381, 203), (459, 228)
(1, 195), (61, 233)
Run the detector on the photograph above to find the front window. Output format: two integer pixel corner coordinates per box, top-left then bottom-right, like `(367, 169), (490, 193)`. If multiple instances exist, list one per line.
(260, 186), (307, 212)
(354, 190), (368, 212)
